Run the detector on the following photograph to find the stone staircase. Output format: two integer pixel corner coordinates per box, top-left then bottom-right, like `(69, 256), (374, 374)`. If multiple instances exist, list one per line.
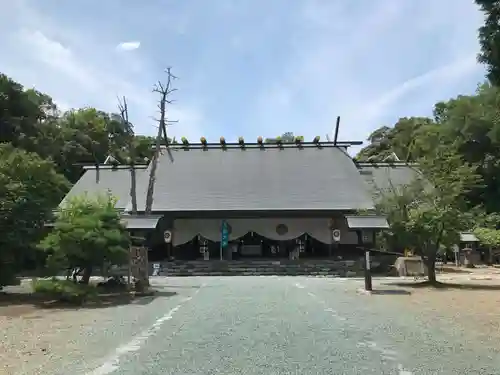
(149, 259), (364, 277)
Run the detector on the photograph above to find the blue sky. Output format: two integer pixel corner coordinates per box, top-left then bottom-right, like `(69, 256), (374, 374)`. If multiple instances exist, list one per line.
(0, 0), (487, 154)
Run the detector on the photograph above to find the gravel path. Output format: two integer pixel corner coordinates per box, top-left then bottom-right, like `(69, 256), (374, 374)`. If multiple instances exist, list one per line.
(3, 276), (500, 374)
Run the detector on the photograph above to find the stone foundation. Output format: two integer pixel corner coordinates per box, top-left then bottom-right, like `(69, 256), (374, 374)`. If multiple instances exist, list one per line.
(148, 256), (397, 277)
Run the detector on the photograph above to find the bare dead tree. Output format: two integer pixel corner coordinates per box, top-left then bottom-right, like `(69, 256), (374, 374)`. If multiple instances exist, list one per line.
(118, 96), (138, 214)
(144, 67), (178, 215)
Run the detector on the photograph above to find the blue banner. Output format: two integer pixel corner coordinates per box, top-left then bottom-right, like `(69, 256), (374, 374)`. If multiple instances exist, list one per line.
(221, 220), (229, 248)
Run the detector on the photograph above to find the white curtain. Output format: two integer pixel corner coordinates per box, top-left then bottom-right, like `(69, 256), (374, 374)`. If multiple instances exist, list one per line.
(172, 218), (358, 246)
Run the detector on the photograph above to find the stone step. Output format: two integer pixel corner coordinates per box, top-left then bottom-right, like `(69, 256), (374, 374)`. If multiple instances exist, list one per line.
(162, 268), (351, 276)
(150, 259), (371, 276)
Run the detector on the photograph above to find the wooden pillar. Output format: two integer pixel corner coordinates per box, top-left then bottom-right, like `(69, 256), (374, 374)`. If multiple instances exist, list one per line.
(329, 219), (334, 258)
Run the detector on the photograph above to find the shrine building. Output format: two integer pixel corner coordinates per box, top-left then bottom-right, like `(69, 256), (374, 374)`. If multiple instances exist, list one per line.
(58, 137), (423, 262)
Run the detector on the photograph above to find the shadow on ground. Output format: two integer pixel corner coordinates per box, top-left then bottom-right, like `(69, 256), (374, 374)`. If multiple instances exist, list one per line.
(384, 281), (500, 291)
(439, 267), (472, 274)
(0, 289), (177, 316)
(154, 284), (202, 289)
(369, 289), (412, 295)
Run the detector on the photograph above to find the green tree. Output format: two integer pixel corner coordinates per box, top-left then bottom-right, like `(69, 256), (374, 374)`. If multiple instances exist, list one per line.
(0, 74), (57, 147)
(377, 150), (480, 284)
(474, 227), (500, 254)
(265, 132), (297, 144)
(473, 213), (500, 263)
(0, 72), (157, 184)
(357, 85), (500, 214)
(55, 108), (135, 182)
(0, 144), (69, 287)
(40, 194), (130, 284)
(357, 117), (433, 162)
(476, 0), (500, 85)
(431, 84), (500, 212)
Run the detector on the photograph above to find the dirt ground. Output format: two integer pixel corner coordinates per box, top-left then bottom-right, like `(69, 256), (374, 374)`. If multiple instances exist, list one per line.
(380, 267), (500, 343)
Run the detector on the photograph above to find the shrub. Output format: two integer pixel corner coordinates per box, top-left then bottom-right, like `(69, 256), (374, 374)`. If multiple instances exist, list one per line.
(33, 278), (98, 304)
(39, 194), (130, 284)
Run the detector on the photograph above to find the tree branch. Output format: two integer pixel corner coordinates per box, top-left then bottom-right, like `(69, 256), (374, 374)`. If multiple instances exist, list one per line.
(144, 67), (178, 215)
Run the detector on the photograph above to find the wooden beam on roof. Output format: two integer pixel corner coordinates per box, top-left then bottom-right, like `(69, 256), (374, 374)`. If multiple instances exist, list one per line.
(353, 161), (420, 167)
(333, 116), (340, 145)
(157, 141), (363, 151)
(81, 165), (149, 170)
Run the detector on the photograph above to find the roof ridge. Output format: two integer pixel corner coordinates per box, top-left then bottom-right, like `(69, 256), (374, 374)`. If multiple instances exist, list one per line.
(158, 142), (361, 150)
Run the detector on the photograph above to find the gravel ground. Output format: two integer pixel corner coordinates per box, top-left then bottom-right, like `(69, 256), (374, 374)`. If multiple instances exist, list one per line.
(2, 276), (500, 374)
(1, 307), (112, 374)
(1, 279), (197, 375)
(377, 277), (500, 346)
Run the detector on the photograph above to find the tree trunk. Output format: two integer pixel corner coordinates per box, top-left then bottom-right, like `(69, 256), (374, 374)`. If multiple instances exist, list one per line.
(141, 127), (163, 289)
(426, 230), (444, 285)
(145, 123), (162, 213)
(130, 165), (137, 213)
(81, 266), (93, 285)
(424, 257), (437, 285)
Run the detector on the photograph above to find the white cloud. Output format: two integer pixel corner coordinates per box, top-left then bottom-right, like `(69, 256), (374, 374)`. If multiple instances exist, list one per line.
(356, 54), (479, 125)
(18, 29), (100, 91)
(116, 41), (141, 51)
(251, 0), (485, 148)
(0, 1), (203, 138)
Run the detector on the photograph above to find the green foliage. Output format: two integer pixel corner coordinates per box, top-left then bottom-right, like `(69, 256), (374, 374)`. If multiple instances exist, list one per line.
(476, 0), (500, 85)
(0, 72), (161, 280)
(0, 144), (69, 286)
(39, 194), (130, 281)
(359, 117), (433, 162)
(265, 132), (295, 144)
(357, 83), (500, 214)
(376, 151), (479, 281)
(474, 227), (500, 247)
(0, 74), (58, 149)
(33, 278), (98, 304)
(473, 213), (500, 247)
(0, 73), (161, 184)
